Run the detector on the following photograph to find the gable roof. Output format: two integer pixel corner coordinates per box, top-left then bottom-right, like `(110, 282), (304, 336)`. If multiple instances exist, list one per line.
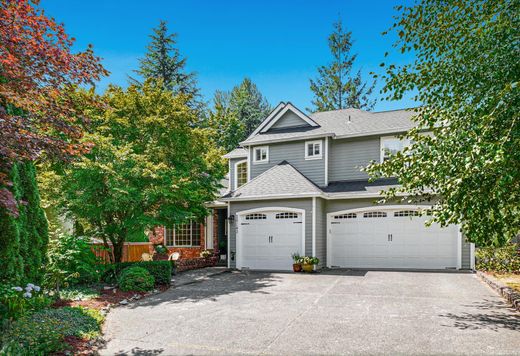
(259, 103), (319, 133)
(220, 161), (322, 201)
(241, 107), (418, 146)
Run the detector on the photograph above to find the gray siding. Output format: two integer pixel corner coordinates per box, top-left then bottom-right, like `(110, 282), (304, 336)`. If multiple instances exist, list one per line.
(228, 157), (247, 191)
(270, 111), (309, 130)
(315, 198), (327, 267)
(461, 239), (472, 269)
(251, 141), (325, 186)
(329, 136), (380, 182)
(228, 199), (313, 269)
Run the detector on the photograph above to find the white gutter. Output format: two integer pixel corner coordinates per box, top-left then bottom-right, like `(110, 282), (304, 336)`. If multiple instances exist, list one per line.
(312, 197), (316, 258)
(240, 133), (335, 147)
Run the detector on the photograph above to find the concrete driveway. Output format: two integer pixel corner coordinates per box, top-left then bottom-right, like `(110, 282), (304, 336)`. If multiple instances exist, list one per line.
(101, 270), (520, 355)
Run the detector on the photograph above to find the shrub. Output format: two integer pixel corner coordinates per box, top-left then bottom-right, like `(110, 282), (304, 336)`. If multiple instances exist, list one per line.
(118, 267), (155, 292)
(0, 306), (103, 354)
(45, 234), (104, 294)
(476, 244), (520, 273)
(112, 261), (172, 285)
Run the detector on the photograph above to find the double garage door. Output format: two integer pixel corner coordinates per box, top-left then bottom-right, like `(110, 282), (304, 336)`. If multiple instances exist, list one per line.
(329, 208), (459, 269)
(237, 210), (304, 271)
(236, 207), (459, 271)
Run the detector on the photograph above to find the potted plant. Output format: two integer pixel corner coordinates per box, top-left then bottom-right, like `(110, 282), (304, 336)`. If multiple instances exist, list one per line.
(291, 253), (302, 272)
(301, 256), (319, 273)
(153, 244), (169, 260)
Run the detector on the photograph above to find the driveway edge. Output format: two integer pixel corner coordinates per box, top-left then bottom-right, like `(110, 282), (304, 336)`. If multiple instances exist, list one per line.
(477, 271), (520, 312)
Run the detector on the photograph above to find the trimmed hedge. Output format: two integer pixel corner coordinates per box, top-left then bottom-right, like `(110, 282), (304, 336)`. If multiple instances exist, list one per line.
(114, 261), (172, 285)
(118, 267), (154, 292)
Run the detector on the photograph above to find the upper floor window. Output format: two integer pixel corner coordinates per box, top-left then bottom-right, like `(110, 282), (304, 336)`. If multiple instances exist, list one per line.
(234, 160), (248, 189)
(305, 140), (322, 160)
(253, 146), (269, 164)
(380, 136), (412, 162)
(165, 220), (202, 247)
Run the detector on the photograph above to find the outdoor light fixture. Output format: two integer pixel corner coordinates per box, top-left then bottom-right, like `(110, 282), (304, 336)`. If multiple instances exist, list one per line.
(227, 215), (235, 223)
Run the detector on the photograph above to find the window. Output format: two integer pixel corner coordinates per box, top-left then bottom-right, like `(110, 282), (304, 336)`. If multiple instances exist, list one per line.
(245, 213), (267, 220)
(305, 140), (322, 160)
(380, 136), (412, 162)
(275, 212), (298, 219)
(253, 146), (269, 164)
(394, 210), (421, 217)
(234, 160), (248, 189)
(164, 220), (202, 247)
(363, 211), (387, 218)
(333, 213), (357, 219)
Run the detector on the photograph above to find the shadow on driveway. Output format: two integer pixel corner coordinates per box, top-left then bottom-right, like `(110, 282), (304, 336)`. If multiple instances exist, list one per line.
(125, 271), (282, 309)
(440, 298), (520, 332)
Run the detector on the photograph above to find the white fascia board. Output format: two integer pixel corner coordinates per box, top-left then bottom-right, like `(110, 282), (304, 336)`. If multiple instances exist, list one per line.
(241, 133), (335, 147)
(220, 192), (325, 202)
(333, 127), (412, 140)
(260, 103), (319, 133)
(246, 102), (286, 139)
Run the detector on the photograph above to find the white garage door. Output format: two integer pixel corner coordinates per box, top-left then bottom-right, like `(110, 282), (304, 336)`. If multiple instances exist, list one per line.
(328, 208), (459, 269)
(238, 210), (304, 270)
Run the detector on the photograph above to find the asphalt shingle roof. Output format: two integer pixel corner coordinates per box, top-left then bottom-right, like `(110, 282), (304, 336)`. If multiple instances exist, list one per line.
(221, 161), (322, 200)
(223, 147), (248, 159)
(241, 108), (417, 145)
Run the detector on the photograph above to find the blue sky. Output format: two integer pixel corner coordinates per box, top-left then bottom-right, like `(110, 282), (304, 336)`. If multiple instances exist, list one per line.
(41, 0), (416, 112)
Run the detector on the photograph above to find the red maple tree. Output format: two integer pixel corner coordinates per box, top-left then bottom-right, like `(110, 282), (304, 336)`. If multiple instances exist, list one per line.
(0, 0), (107, 214)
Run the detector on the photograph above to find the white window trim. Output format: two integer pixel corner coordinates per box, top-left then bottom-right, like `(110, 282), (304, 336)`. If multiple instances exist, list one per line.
(380, 136), (411, 163)
(305, 140), (323, 160)
(163, 220), (202, 247)
(253, 146), (269, 164)
(233, 159), (248, 190)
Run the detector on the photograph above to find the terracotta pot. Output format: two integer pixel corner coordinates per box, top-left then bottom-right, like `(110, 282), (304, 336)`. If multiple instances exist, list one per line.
(302, 263), (314, 273)
(293, 263), (302, 272)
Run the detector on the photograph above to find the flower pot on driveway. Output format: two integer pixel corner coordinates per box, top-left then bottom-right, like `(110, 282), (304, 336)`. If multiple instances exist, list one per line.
(293, 263), (302, 272)
(302, 263), (314, 273)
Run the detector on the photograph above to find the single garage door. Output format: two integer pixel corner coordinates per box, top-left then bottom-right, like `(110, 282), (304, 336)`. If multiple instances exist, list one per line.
(329, 208), (459, 269)
(237, 210), (304, 270)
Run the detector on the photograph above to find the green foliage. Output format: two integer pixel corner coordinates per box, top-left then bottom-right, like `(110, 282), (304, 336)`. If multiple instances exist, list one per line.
(0, 307), (103, 355)
(367, 0), (519, 246)
(291, 253), (302, 264)
(131, 20), (202, 110)
(0, 283), (51, 325)
(52, 81), (225, 263)
(209, 79), (271, 151)
(309, 18), (375, 112)
(45, 234), (103, 294)
(118, 267), (155, 292)
(301, 256), (320, 265)
(0, 162), (48, 286)
(115, 261), (172, 285)
(476, 245), (520, 273)
(58, 286), (100, 302)
(154, 244), (168, 254)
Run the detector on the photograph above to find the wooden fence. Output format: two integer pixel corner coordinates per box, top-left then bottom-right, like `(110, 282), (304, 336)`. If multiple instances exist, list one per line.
(90, 242), (153, 263)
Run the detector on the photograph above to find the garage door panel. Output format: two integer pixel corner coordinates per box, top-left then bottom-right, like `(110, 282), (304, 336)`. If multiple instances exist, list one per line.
(238, 210), (303, 271)
(329, 209), (458, 269)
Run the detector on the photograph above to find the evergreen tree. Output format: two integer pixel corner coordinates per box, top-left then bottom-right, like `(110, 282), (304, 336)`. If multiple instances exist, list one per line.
(209, 78), (271, 151)
(18, 162), (48, 283)
(309, 19), (375, 112)
(208, 91), (244, 152)
(132, 21), (201, 108)
(0, 162), (48, 285)
(0, 164), (23, 285)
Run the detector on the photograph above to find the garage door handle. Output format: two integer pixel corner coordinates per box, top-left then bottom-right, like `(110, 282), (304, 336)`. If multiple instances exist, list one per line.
(388, 234), (393, 241)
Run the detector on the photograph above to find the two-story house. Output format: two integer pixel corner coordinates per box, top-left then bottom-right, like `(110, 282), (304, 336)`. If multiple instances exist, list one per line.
(219, 102), (475, 271)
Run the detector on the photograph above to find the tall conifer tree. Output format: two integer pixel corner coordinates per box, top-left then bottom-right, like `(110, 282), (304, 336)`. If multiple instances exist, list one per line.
(309, 19), (375, 112)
